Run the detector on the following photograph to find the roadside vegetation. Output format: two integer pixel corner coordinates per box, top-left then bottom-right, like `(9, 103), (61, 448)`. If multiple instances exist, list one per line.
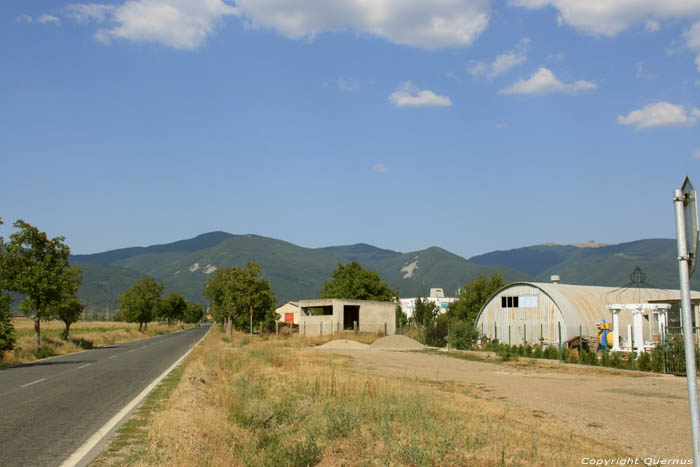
(96, 327), (628, 466)
(0, 318), (193, 367)
(0, 218), (205, 365)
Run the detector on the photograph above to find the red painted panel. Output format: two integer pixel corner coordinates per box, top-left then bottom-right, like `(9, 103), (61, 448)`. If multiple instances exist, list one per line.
(285, 313), (294, 323)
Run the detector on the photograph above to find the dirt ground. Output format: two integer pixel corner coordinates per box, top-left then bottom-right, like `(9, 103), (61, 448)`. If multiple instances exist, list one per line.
(314, 348), (695, 461)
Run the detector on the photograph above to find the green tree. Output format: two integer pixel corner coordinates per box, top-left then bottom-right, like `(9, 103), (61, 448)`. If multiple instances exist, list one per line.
(411, 296), (439, 326)
(118, 276), (163, 331)
(203, 262), (276, 338)
(56, 297), (85, 340)
(448, 273), (505, 324)
(183, 301), (204, 324)
(395, 305), (408, 330)
(319, 261), (398, 301)
(0, 218), (16, 353)
(446, 273), (505, 350)
(159, 292), (187, 324)
(3, 220), (83, 347)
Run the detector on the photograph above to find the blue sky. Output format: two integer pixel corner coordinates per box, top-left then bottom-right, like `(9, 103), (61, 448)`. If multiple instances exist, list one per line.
(2, 1), (700, 259)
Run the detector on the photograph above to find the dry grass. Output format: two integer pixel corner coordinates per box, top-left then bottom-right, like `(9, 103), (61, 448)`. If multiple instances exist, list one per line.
(0, 318), (191, 367)
(103, 327), (629, 466)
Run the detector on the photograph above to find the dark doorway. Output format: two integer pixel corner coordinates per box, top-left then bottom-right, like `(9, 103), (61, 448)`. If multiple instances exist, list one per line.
(344, 305), (359, 330)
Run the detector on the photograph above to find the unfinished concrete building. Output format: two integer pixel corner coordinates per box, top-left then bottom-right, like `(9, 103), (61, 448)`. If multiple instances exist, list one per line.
(298, 299), (396, 337)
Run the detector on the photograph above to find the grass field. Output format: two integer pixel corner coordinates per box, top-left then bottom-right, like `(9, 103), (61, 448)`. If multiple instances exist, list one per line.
(95, 327), (628, 466)
(0, 318), (192, 367)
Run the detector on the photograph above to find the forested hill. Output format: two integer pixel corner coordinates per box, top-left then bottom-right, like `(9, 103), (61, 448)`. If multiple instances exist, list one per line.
(469, 239), (699, 289)
(68, 233), (693, 314)
(69, 233), (531, 312)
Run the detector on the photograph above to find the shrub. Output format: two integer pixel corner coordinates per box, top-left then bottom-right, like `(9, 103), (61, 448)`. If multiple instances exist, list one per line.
(610, 352), (624, 369)
(0, 312), (16, 354)
(525, 344), (533, 357)
(635, 352), (652, 372)
(451, 320), (481, 350)
(568, 348), (579, 363)
(583, 350), (598, 366)
(547, 346), (559, 360)
(651, 345), (665, 373)
(561, 346), (570, 362)
(534, 345), (544, 359)
(517, 344), (525, 356)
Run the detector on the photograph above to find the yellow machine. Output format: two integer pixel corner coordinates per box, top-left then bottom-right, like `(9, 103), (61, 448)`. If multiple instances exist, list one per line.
(595, 321), (614, 350)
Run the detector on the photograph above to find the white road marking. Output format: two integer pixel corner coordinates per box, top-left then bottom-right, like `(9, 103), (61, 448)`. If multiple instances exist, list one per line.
(21, 378), (47, 388)
(140, 346), (148, 349)
(60, 327), (211, 467)
(77, 364), (91, 369)
(128, 349), (135, 353)
(108, 355), (118, 360)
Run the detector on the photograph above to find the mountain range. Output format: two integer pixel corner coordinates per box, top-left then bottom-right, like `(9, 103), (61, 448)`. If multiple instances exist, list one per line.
(66, 233), (695, 313)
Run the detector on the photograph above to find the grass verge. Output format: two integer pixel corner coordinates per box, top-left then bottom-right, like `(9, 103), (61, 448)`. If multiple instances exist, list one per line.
(100, 327), (629, 466)
(91, 356), (189, 466)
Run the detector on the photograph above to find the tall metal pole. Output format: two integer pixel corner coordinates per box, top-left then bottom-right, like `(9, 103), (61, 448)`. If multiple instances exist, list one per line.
(249, 305), (253, 337)
(674, 188), (700, 465)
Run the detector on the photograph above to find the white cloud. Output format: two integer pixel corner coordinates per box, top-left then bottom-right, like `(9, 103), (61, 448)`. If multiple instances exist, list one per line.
(37, 14), (60, 25)
(644, 19), (660, 32)
(69, 0), (238, 49)
(693, 148), (700, 159)
(17, 14), (33, 23)
(66, 4), (115, 24)
(388, 82), (452, 108)
(617, 102), (700, 130)
(686, 21), (700, 72)
(372, 164), (387, 173)
(509, 0), (700, 36)
(468, 37), (530, 79)
(234, 0), (491, 49)
(499, 67), (596, 95)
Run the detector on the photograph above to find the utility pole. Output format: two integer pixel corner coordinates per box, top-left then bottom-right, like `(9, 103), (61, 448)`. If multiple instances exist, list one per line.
(674, 177), (700, 466)
(249, 305), (253, 336)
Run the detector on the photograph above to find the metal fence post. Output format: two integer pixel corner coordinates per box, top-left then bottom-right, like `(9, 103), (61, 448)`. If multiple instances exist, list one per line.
(558, 322), (562, 362)
(320, 322), (323, 336)
(384, 322), (387, 335)
(354, 321), (357, 335)
(276, 320), (279, 336)
(579, 325), (583, 364)
(508, 325), (511, 347)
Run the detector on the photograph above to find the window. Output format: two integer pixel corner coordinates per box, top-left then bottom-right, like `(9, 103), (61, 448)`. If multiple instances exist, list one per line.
(519, 296), (538, 308)
(501, 295), (537, 308)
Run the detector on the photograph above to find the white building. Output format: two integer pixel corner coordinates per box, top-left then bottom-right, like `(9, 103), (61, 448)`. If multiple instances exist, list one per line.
(399, 288), (457, 319)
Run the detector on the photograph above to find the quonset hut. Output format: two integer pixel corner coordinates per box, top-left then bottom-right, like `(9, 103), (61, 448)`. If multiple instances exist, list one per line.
(474, 280), (700, 347)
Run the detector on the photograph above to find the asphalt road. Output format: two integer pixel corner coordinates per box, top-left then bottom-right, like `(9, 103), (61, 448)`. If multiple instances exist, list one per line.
(0, 324), (210, 467)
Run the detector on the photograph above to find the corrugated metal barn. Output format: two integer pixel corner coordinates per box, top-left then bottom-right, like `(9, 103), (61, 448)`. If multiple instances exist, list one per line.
(475, 281), (700, 346)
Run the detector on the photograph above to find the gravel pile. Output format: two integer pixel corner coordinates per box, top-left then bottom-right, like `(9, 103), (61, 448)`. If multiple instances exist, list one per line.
(370, 335), (425, 350)
(317, 339), (371, 350)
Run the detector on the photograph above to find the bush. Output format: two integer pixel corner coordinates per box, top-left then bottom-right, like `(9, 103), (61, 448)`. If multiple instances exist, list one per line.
(651, 345), (665, 373)
(0, 311), (16, 354)
(568, 348), (579, 363)
(517, 344), (525, 356)
(561, 346), (570, 361)
(547, 346), (559, 360)
(451, 320), (481, 350)
(534, 345), (544, 359)
(583, 350), (598, 366)
(635, 352), (652, 372)
(600, 350), (611, 367)
(525, 344), (533, 357)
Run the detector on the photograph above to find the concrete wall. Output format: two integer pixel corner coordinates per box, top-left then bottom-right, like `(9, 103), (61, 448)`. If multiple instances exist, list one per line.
(298, 299), (396, 337)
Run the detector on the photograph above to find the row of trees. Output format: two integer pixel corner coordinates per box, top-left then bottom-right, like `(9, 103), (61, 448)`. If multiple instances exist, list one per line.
(117, 277), (204, 331)
(0, 218), (207, 355)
